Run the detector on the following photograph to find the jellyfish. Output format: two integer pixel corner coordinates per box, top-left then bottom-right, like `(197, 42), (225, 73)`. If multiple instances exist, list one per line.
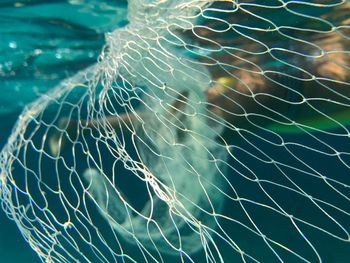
(0, 0), (350, 262)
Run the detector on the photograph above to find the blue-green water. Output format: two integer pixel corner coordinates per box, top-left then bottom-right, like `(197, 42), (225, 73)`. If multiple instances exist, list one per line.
(0, 1), (127, 262)
(0, 0), (128, 114)
(0, 111), (38, 262)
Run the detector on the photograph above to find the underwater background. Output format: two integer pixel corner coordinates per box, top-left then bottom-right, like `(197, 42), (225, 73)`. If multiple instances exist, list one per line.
(0, 1), (349, 262)
(0, 1), (127, 262)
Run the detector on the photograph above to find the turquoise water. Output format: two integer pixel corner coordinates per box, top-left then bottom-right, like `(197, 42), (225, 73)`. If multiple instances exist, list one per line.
(0, 1), (127, 262)
(0, 0), (127, 114)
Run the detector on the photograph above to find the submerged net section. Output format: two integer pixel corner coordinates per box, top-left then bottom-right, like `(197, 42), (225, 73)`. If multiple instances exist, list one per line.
(0, 0), (349, 262)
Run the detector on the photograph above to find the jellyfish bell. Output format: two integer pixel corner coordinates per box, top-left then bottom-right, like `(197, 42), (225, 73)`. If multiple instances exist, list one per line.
(81, 156), (224, 256)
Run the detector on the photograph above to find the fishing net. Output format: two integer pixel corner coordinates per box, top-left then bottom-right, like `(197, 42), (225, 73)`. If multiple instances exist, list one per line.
(1, 0), (349, 262)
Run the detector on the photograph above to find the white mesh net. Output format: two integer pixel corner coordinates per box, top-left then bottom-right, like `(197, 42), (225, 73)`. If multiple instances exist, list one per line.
(1, 0), (349, 262)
